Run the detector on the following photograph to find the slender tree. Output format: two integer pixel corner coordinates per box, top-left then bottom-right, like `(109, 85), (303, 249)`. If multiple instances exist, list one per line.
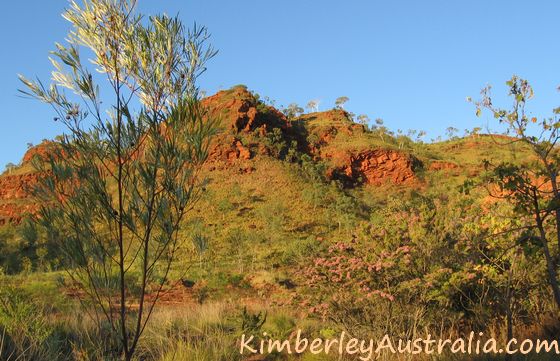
(306, 99), (319, 112)
(19, 0), (217, 359)
(335, 96), (349, 109)
(283, 103), (304, 119)
(371, 118), (387, 142)
(473, 75), (560, 309)
(445, 126), (459, 139)
(471, 126), (482, 138)
(3, 163), (16, 174)
(357, 114), (370, 126)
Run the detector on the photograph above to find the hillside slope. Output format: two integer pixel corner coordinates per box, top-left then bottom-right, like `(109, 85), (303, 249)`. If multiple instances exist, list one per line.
(0, 85), (532, 283)
(1, 86), (550, 351)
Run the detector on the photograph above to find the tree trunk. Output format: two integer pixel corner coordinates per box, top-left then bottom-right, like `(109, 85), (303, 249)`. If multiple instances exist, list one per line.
(536, 219), (560, 309)
(504, 254), (514, 361)
(532, 187), (560, 309)
(548, 171), (560, 253)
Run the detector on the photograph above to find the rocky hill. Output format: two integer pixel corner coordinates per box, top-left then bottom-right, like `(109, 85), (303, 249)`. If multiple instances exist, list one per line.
(0, 85), (504, 226)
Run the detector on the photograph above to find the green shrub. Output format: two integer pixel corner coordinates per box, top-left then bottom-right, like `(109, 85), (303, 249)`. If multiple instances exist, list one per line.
(0, 288), (63, 360)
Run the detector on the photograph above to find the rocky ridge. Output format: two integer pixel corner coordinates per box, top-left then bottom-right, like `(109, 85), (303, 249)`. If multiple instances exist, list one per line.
(0, 86), (439, 225)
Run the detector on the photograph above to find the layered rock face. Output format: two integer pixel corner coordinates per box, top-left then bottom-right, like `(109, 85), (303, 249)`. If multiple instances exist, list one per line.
(334, 149), (417, 185)
(428, 160), (459, 171)
(298, 109), (419, 186)
(201, 86), (289, 164)
(202, 86), (288, 134)
(0, 146), (47, 225)
(0, 173), (40, 200)
(0, 203), (36, 226)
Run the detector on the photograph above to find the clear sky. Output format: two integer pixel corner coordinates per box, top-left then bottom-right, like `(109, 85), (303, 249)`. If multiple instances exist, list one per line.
(1, 0), (559, 168)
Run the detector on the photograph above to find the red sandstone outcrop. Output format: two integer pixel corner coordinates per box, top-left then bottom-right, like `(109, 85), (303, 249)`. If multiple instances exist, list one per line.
(428, 160), (459, 171)
(22, 141), (57, 163)
(326, 149), (417, 186)
(0, 143), (55, 224)
(201, 85), (288, 134)
(0, 173), (42, 199)
(200, 86), (289, 164)
(208, 138), (252, 162)
(0, 203), (38, 226)
(298, 110), (418, 186)
(0, 172), (44, 225)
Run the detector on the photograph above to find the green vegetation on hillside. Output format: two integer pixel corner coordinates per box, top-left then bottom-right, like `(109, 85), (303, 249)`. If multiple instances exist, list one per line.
(2, 2), (560, 361)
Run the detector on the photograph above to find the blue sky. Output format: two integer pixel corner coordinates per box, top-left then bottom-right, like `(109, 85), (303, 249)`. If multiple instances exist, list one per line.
(1, 0), (559, 168)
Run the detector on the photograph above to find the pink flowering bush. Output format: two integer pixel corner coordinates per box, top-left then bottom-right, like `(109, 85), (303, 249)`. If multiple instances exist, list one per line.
(299, 239), (418, 335)
(294, 193), (544, 337)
